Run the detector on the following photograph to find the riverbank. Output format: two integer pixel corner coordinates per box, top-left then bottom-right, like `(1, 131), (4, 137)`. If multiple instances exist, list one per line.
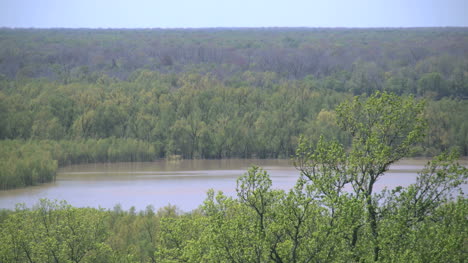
(2, 158), (467, 211)
(0, 139), (157, 190)
(2, 139), (467, 191)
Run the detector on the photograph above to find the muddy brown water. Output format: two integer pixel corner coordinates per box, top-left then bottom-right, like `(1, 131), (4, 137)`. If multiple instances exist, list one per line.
(0, 159), (466, 212)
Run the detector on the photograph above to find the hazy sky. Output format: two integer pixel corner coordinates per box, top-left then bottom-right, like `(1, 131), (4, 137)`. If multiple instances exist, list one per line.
(1, 0), (467, 28)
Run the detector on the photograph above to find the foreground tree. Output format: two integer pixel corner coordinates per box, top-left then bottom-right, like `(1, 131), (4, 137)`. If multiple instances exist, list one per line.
(0, 200), (109, 263)
(295, 92), (466, 261)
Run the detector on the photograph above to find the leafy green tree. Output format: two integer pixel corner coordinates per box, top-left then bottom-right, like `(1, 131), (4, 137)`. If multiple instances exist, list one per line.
(296, 92), (427, 261)
(0, 200), (109, 263)
(378, 151), (467, 262)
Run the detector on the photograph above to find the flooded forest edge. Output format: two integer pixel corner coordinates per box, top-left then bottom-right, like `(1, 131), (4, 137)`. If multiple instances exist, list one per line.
(0, 28), (467, 262)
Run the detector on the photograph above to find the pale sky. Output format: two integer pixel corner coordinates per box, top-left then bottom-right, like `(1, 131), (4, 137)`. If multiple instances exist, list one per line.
(1, 0), (467, 28)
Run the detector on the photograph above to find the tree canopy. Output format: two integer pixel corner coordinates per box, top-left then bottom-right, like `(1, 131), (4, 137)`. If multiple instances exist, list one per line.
(1, 92), (466, 262)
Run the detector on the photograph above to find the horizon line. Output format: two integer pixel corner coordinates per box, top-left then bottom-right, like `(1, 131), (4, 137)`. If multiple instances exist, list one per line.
(1, 26), (468, 30)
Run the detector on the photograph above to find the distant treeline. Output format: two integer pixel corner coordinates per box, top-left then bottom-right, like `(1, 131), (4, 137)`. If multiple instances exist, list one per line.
(1, 28), (467, 100)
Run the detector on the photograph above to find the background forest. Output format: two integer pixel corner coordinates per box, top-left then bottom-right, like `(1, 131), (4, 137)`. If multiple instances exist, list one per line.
(0, 28), (467, 188)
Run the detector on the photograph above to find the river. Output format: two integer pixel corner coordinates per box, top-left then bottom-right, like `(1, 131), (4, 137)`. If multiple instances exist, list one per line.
(0, 159), (466, 212)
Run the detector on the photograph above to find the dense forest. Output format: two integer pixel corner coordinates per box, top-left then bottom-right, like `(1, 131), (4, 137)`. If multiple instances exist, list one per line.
(1, 28), (468, 95)
(0, 28), (467, 189)
(0, 29), (467, 262)
(1, 92), (467, 262)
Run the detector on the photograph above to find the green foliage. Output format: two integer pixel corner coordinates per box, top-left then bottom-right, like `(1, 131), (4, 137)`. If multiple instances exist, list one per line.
(0, 138), (157, 190)
(423, 98), (468, 155)
(0, 71), (464, 161)
(378, 156), (468, 262)
(0, 140), (57, 190)
(1, 28), (466, 161)
(2, 156), (464, 262)
(336, 92), (426, 163)
(294, 92), (467, 261)
(0, 71), (350, 159)
(0, 28), (467, 261)
(1, 28), (467, 98)
(0, 200), (109, 263)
